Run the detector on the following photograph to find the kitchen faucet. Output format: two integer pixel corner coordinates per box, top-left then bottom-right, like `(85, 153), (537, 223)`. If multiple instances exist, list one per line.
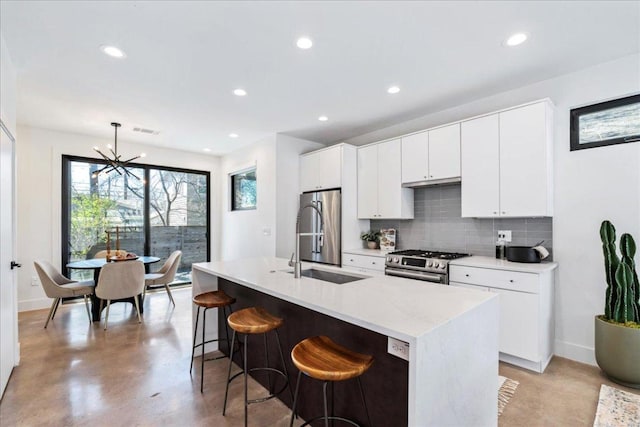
(289, 202), (324, 278)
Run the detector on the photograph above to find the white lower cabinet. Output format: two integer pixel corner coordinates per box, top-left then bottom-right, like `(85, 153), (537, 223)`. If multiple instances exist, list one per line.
(449, 262), (555, 373)
(342, 252), (385, 274)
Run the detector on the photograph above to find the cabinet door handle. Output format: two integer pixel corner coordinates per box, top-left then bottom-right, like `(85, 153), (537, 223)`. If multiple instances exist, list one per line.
(465, 274), (470, 277)
(372, 262), (376, 265)
(424, 175), (427, 179)
(493, 211), (497, 215)
(350, 259), (354, 262)
(430, 175), (433, 178)
(509, 279), (514, 283)
(502, 211), (506, 214)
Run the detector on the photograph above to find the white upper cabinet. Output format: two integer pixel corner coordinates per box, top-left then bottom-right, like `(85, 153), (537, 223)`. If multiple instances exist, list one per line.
(401, 123), (460, 186)
(358, 139), (414, 219)
(428, 123), (461, 180)
(300, 145), (342, 192)
(461, 100), (553, 218)
(357, 144), (379, 218)
(461, 115), (501, 217)
(499, 102), (552, 217)
(401, 131), (429, 183)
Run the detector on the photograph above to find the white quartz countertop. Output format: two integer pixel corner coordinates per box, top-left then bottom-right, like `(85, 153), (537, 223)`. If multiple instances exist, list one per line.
(343, 248), (390, 257)
(193, 257), (497, 343)
(450, 255), (558, 273)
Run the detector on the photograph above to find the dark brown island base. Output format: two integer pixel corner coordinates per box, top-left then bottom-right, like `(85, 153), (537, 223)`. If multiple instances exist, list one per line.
(217, 277), (409, 426)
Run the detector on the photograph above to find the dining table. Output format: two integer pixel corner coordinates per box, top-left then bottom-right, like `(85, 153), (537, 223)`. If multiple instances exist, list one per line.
(66, 256), (161, 322)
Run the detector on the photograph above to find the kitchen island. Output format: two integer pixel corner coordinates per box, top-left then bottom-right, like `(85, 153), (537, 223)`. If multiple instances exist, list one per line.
(192, 257), (499, 426)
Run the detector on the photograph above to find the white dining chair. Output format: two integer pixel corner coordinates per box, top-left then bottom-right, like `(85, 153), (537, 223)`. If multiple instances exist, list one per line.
(33, 260), (95, 328)
(144, 250), (182, 306)
(95, 261), (145, 330)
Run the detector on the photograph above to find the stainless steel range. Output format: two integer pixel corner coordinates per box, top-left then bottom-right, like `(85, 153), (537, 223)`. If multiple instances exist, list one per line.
(385, 249), (470, 284)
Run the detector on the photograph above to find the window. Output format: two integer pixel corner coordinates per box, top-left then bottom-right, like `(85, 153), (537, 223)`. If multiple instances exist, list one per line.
(62, 156), (210, 284)
(230, 168), (257, 210)
(570, 94), (640, 151)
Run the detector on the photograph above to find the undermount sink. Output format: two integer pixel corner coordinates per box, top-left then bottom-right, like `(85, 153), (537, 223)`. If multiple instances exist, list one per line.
(288, 268), (367, 284)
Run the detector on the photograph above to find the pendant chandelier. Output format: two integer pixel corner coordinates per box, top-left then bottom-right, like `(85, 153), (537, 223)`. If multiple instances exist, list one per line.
(92, 122), (146, 179)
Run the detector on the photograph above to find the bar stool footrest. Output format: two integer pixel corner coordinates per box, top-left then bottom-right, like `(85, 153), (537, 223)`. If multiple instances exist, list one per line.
(300, 415), (361, 427)
(227, 366), (290, 404)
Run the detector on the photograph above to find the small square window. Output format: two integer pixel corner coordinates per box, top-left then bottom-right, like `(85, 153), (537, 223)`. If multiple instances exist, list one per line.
(230, 168), (257, 211)
(570, 94), (640, 151)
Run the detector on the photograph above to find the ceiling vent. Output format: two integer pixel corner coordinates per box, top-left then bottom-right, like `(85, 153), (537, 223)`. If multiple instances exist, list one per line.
(132, 127), (160, 135)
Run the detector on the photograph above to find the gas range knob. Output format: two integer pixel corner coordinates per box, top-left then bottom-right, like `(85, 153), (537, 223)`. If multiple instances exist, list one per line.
(393, 257), (400, 263)
(424, 261), (431, 267)
(387, 256), (392, 262)
(438, 263), (446, 269)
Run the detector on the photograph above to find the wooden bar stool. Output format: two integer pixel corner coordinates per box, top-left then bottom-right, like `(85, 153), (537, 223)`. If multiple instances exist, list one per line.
(190, 290), (236, 393)
(223, 306), (293, 427)
(289, 336), (374, 427)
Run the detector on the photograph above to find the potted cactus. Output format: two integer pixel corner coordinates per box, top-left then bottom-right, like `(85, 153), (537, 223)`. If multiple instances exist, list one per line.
(595, 220), (640, 389)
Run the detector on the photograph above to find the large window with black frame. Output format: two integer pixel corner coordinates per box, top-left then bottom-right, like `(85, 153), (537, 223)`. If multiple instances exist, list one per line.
(62, 156), (210, 286)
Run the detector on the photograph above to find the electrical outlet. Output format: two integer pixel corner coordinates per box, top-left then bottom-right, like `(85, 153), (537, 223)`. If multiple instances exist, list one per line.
(31, 276), (39, 287)
(498, 230), (512, 242)
(387, 337), (410, 361)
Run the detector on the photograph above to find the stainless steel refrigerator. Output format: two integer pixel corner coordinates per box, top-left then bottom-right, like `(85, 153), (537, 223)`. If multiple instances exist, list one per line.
(299, 189), (341, 266)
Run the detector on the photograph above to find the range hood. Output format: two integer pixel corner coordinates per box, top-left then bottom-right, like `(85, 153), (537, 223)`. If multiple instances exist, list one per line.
(402, 177), (461, 188)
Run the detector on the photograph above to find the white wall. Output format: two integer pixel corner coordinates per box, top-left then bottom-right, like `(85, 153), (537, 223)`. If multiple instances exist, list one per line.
(275, 134), (324, 258)
(0, 34), (17, 136)
(219, 134), (323, 261)
(16, 125), (222, 311)
(344, 53), (640, 366)
(219, 135), (277, 260)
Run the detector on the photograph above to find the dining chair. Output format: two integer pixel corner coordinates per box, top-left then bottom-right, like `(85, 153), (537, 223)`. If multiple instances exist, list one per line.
(144, 250), (182, 306)
(93, 250), (109, 259)
(33, 260), (95, 328)
(95, 261), (145, 330)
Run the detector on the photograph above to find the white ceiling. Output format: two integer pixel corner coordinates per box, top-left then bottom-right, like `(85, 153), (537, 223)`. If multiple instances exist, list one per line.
(1, 1), (639, 155)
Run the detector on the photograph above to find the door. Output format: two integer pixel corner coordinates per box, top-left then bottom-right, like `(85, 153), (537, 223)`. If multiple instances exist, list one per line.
(357, 144), (378, 218)
(491, 287), (539, 360)
(298, 190), (341, 266)
(377, 139), (403, 218)
(0, 123), (17, 396)
(401, 131), (429, 183)
(428, 123), (461, 180)
(299, 154), (318, 193)
(316, 146), (342, 190)
(499, 103), (548, 216)
(461, 114), (500, 217)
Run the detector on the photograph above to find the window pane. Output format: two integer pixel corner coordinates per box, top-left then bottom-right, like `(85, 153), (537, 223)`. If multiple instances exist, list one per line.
(68, 161), (145, 280)
(232, 169), (257, 210)
(148, 169), (208, 284)
(578, 102), (640, 144)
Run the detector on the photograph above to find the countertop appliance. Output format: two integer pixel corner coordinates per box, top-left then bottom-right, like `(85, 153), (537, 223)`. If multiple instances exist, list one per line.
(298, 189), (341, 266)
(385, 249), (470, 284)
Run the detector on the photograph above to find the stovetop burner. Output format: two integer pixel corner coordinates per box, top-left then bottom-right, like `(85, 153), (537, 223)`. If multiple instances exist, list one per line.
(388, 249), (470, 260)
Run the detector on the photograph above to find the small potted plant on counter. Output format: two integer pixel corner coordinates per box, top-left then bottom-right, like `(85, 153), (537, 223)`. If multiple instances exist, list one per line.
(595, 220), (640, 389)
(361, 230), (381, 249)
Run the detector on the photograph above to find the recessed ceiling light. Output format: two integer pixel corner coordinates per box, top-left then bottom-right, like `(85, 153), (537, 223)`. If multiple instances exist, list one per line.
(233, 88), (247, 96)
(387, 86), (400, 94)
(296, 37), (313, 49)
(505, 33), (528, 47)
(203, 148), (211, 152)
(318, 115), (328, 122)
(100, 45), (126, 58)
(229, 133), (239, 138)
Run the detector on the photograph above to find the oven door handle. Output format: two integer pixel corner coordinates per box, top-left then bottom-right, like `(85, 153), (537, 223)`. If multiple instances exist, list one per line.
(385, 268), (445, 283)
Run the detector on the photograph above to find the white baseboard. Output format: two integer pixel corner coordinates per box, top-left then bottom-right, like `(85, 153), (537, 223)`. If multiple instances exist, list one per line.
(554, 339), (596, 366)
(18, 298), (51, 312)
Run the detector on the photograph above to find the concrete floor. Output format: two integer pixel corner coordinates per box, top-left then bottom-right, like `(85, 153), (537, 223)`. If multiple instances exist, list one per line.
(1, 287), (637, 426)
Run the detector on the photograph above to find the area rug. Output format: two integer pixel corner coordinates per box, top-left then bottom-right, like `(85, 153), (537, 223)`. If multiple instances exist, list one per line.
(593, 384), (640, 427)
(498, 376), (519, 416)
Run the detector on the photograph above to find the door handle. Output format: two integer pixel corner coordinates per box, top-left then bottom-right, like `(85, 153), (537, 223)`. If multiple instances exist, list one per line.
(11, 261), (22, 270)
